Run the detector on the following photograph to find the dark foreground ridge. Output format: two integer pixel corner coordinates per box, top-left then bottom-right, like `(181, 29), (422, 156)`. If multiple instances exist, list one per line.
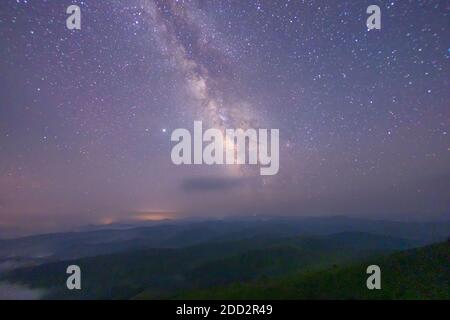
(174, 241), (450, 300)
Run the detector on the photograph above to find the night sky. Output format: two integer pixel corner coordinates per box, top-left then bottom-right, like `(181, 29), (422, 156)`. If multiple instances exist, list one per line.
(0, 0), (449, 234)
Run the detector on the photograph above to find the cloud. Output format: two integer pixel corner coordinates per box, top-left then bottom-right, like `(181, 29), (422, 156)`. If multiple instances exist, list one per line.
(0, 260), (31, 274)
(0, 282), (46, 300)
(181, 177), (244, 192)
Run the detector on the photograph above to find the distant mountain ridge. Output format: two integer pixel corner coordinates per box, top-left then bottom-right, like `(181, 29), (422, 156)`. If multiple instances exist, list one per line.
(1, 216), (448, 262)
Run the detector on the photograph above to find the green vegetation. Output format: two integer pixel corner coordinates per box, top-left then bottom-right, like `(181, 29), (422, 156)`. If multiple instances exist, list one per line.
(3, 232), (447, 300)
(3, 232), (409, 299)
(175, 241), (450, 300)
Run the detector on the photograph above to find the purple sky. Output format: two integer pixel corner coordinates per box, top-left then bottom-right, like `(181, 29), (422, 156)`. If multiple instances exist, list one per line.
(0, 0), (449, 235)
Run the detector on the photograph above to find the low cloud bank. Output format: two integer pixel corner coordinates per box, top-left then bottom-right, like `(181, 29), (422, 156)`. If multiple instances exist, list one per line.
(0, 260), (31, 273)
(0, 282), (46, 300)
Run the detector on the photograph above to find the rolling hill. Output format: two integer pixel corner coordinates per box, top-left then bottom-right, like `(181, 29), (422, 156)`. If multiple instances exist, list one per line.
(1, 216), (448, 263)
(175, 241), (449, 299)
(2, 232), (414, 299)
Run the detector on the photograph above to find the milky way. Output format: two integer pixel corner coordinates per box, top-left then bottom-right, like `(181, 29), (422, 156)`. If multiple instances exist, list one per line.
(0, 0), (448, 235)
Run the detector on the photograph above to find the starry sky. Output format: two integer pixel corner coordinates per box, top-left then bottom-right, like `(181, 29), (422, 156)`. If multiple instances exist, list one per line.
(0, 0), (449, 234)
